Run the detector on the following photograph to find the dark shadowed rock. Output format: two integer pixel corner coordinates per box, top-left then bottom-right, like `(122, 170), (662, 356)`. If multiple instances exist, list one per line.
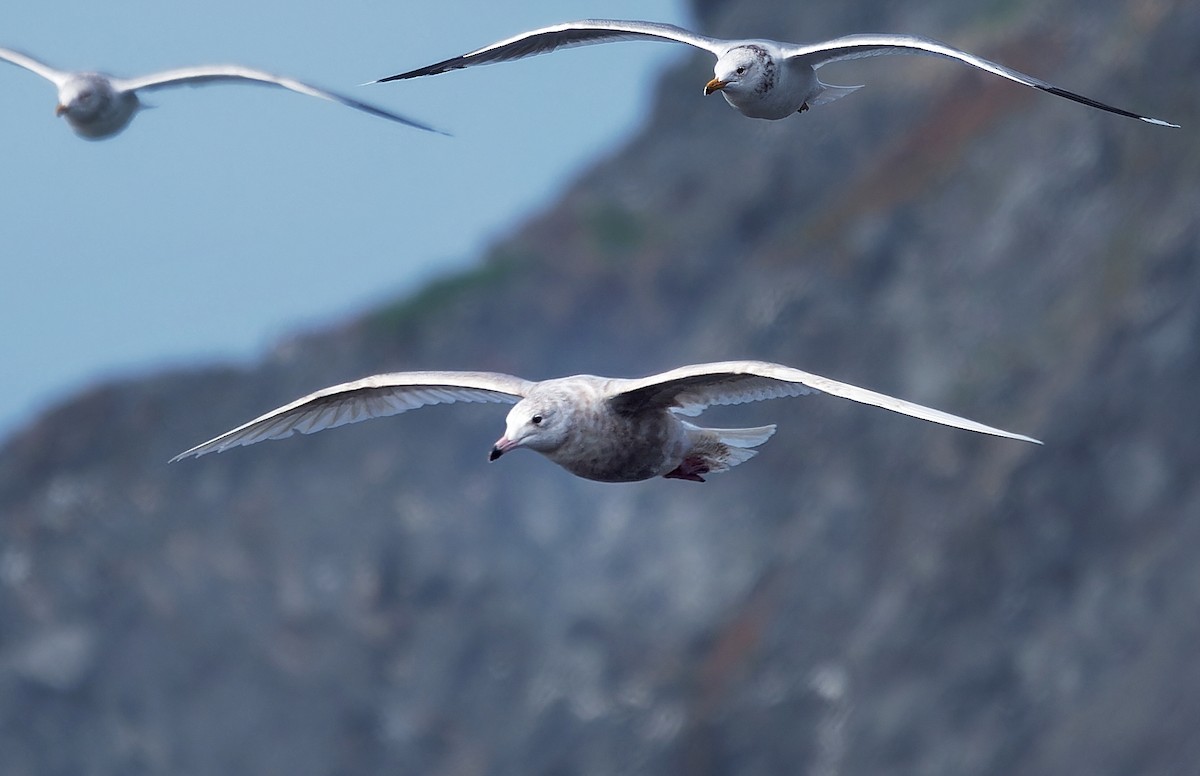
(4, 624), (97, 692)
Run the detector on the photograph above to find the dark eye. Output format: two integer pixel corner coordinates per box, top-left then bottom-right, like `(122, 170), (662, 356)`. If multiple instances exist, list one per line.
(531, 414), (543, 426)
(736, 66), (746, 75)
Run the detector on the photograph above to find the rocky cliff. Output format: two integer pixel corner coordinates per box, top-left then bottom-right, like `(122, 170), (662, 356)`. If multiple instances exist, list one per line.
(2, 0), (1198, 774)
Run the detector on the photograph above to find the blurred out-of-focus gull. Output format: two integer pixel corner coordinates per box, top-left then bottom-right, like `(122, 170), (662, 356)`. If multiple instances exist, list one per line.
(172, 360), (1041, 483)
(0, 45), (445, 139)
(375, 19), (1178, 127)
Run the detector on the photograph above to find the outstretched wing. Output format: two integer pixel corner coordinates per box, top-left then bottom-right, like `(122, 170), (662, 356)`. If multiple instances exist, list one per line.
(172, 371), (533, 460)
(0, 46), (69, 86)
(782, 33), (1177, 127)
(606, 360), (1040, 443)
(114, 65), (447, 133)
(375, 19), (725, 82)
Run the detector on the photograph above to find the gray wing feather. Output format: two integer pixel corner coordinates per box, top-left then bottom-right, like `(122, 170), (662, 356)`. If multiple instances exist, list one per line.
(114, 65), (447, 133)
(375, 19), (724, 82)
(782, 34), (1177, 127)
(607, 360), (1041, 443)
(172, 371), (532, 460)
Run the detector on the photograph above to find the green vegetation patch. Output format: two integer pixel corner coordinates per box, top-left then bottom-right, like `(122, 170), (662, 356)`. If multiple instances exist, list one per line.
(586, 202), (648, 259)
(366, 249), (530, 334)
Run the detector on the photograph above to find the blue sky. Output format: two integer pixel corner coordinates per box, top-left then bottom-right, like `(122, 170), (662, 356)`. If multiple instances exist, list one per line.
(0, 0), (685, 439)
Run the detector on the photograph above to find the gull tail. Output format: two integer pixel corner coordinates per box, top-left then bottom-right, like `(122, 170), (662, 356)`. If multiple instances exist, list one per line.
(808, 81), (864, 109)
(687, 423), (777, 473)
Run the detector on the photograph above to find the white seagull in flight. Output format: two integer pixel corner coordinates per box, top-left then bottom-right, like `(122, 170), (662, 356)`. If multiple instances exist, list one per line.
(375, 19), (1177, 127)
(0, 45), (446, 140)
(173, 360), (1040, 483)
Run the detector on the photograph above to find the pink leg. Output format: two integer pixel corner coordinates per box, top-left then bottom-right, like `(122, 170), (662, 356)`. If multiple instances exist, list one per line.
(664, 455), (710, 483)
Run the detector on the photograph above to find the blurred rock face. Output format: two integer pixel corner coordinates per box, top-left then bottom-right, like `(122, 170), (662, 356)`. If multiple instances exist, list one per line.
(1, 0), (1197, 774)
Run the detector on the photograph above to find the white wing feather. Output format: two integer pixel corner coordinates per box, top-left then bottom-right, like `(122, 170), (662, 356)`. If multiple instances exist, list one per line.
(172, 371), (532, 460)
(0, 46), (68, 86)
(783, 34), (1178, 127)
(608, 360), (1041, 443)
(375, 19), (725, 82)
(114, 65), (447, 133)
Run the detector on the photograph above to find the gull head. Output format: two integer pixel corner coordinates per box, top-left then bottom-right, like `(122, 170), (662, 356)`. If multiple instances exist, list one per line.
(490, 396), (570, 461)
(54, 74), (140, 139)
(706, 45), (774, 98)
(56, 76), (112, 122)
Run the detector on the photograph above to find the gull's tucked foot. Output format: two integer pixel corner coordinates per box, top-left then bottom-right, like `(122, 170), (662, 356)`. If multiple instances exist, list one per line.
(664, 456), (709, 482)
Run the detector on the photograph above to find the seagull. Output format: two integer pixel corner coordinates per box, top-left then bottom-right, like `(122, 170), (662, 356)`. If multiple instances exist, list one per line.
(172, 360), (1040, 483)
(0, 45), (445, 139)
(374, 19), (1178, 127)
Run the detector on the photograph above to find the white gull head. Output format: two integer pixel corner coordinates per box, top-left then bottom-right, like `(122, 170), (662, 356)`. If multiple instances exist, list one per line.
(55, 73), (140, 139)
(491, 390), (575, 460)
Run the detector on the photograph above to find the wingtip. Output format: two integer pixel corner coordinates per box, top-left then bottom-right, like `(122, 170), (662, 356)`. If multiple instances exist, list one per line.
(398, 120), (453, 137)
(1142, 116), (1181, 128)
(168, 444), (213, 463)
(407, 121), (453, 137)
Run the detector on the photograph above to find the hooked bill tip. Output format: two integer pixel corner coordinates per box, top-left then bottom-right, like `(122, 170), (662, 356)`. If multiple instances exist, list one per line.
(490, 435), (518, 461)
(704, 78), (726, 96)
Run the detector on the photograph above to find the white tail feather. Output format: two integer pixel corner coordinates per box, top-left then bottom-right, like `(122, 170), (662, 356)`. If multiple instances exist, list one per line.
(810, 82), (864, 108)
(684, 423), (777, 474)
(718, 446), (760, 470)
(711, 424), (777, 449)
